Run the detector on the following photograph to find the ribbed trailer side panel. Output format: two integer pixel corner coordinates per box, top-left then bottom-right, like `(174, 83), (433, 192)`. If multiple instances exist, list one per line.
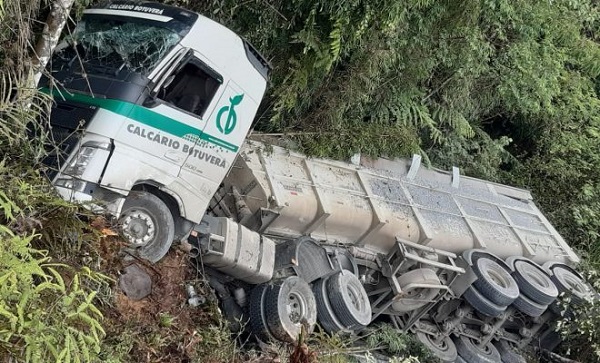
(225, 142), (578, 265)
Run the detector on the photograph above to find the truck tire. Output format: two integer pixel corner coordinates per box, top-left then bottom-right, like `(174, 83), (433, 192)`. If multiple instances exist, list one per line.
(512, 292), (547, 317)
(327, 270), (372, 327)
(511, 260), (558, 305)
(550, 265), (590, 305)
(119, 191), (175, 263)
(453, 335), (501, 363)
(264, 276), (317, 342)
(494, 340), (526, 363)
(248, 284), (275, 342)
(313, 276), (348, 334)
(463, 286), (506, 317)
(473, 257), (519, 306)
(454, 356), (467, 363)
(415, 331), (458, 362)
(392, 268), (441, 312)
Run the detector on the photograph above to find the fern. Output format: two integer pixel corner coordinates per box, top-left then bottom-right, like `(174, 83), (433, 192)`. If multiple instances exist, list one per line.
(0, 225), (109, 362)
(0, 165), (109, 363)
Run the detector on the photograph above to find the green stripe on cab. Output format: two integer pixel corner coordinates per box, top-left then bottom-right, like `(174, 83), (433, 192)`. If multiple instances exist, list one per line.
(44, 88), (239, 152)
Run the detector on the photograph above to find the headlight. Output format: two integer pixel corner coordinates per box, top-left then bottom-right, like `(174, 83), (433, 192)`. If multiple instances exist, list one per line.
(63, 146), (97, 178)
(54, 178), (87, 192)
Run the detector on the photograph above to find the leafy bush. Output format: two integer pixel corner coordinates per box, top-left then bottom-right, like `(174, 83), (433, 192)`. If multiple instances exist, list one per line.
(365, 324), (436, 362)
(0, 3), (109, 358)
(170, 0), (600, 165)
(0, 188), (109, 363)
(555, 264), (600, 362)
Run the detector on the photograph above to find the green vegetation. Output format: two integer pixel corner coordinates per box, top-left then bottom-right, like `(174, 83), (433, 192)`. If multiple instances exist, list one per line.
(1, 3), (109, 360)
(555, 264), (600, 362)
(2, 0), (600, 362)
(0, 178), (108, 362)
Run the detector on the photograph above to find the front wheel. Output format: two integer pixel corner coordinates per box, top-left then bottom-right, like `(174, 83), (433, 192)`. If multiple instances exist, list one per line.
(119, 191), (175, 263)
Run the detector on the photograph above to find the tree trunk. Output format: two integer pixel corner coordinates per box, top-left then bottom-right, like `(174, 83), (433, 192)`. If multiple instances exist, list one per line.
(32, 0), (75, 85)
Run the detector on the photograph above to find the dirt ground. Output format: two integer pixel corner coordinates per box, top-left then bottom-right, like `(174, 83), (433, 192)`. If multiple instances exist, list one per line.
(87, 218), (306, 363)
(90, 217), (229, 362)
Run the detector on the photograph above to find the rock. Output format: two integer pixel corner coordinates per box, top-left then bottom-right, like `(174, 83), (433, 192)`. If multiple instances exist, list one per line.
(119, 264), (152, 300)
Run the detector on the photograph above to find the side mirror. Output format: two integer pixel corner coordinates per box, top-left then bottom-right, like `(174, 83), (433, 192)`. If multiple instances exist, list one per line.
(142, 96), (160, 108)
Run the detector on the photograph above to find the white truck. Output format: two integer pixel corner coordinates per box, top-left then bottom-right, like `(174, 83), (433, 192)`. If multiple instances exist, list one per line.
(41, 2), (594, 362)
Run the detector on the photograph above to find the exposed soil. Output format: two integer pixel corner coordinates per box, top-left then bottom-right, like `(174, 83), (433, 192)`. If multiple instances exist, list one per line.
(88, 218), (294, 363)
(112, 251), (191, 324)
(90, 218), (221, 362)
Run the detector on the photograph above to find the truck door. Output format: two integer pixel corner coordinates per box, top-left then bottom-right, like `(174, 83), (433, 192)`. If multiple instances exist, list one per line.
(146, 51), (224, 173)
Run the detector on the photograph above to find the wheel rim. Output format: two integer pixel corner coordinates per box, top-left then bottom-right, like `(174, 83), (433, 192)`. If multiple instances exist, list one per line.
(519, 262), (550, 288)
(477, 258), (516, 294)
(346, 283), (364, 312)
(421, 331), (450, 351)
(553, 267), (587, 296)
(488, 269), (509, 288)
(122, 209), (156, 247)
(564, 275), (586, 294)
(417, 331), (455, 357)
(287, 292), (306, 324)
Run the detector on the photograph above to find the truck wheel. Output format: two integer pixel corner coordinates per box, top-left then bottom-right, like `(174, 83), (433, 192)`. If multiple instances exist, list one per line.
(550, 265), (590, 305)
(119, 191), (175, 263)
(512, 292), (547, 317)
(313, 276), (348, 334)
(249, 284), (275, 342)
(327, 270), (372, 327)
(264, 276), (317, 342)
(463, 286), (506, 317)
(510, 259), (558, 305)
(494, 340), (526, 363)
(392, 268), (441, 312)
(416, 331), (458, 362)
(453, 335), (501, 363)
(473, 257), (519, 306)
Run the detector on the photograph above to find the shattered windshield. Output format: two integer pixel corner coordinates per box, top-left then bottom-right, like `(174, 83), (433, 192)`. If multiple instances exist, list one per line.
(63, 17), (181, 75)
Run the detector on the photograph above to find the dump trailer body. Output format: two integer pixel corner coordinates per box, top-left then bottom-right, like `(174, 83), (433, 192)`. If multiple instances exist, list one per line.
(224, 141), (578, 265)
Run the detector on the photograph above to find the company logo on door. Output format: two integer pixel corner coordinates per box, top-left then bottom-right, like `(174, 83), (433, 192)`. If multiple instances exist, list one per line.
(216, 94), (244, 135)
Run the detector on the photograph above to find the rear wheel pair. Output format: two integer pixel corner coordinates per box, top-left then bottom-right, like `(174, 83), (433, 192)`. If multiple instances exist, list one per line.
(546, 264), (592, 316)
(506, 257), (558, 317)
(416, 333), (505, 363)
(448, 336), (526, 363)
(249, 276), (317, 342)
(466, 255), (560, 318)
(464, 257), (519, 317)
(313, 270), (372, 333)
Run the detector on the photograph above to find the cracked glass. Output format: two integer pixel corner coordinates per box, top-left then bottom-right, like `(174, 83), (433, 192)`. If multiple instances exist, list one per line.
(59, 17), (181, 75)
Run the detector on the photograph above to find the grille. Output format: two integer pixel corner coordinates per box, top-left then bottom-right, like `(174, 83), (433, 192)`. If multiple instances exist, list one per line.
(43, 100), (98, 179)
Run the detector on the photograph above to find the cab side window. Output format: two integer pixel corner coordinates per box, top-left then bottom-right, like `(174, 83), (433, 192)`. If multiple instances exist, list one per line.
(159, 60), (221, 117)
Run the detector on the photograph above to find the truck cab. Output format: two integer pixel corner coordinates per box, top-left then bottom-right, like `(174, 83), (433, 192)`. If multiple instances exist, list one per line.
(40, 1), (270, 261)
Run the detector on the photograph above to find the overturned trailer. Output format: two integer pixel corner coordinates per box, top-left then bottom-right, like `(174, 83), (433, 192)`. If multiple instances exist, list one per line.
(192, 141), (592, 362)
(41, 2), (594, 362)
